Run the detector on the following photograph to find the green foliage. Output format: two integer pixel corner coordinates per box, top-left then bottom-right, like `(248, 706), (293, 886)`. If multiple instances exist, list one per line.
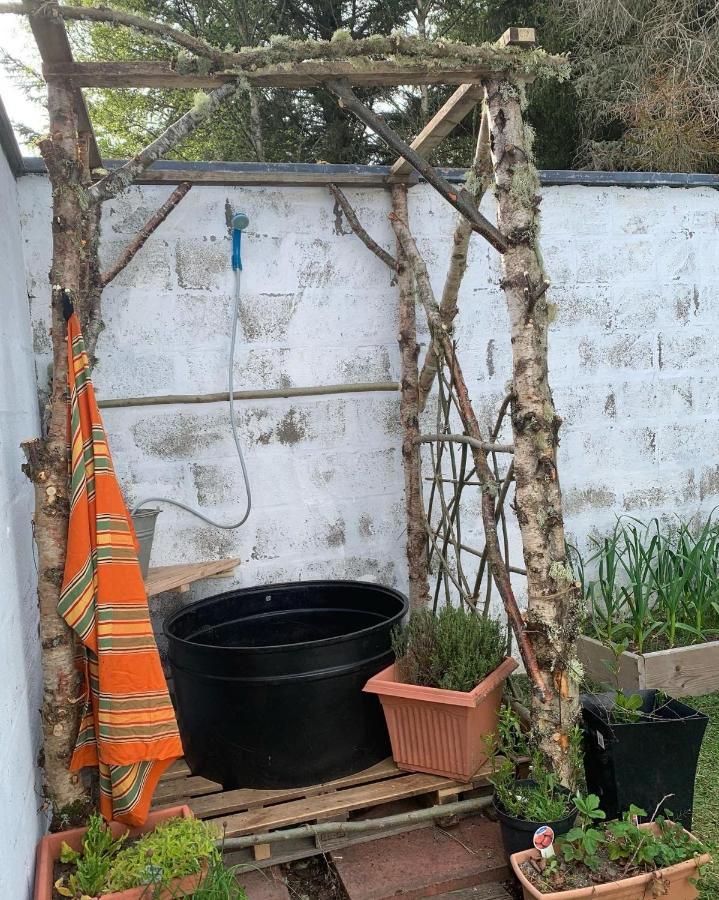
(168, 855), (248, 899)
(552, 800), (707, 883)
(610, 688), (643, 724)
(563, 0), (719, 173)
(489, 707), (577, 823)
(55, 814), (127, 898)
(107, 817), (219, 892)
(581, 516), (719, 653)
(491, 751), (574, 822)
(55, 813), (220, 896)
(392, 605), (505, 693)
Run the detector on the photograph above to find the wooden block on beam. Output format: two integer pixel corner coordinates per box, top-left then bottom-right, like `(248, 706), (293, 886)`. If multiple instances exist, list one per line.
(497, 27), (536, 48)
(390, 83), (484, 178)
(252, 843), (272, 861)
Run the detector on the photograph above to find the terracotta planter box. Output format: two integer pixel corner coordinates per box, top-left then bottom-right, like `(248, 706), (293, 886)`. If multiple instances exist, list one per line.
(510, 822), (710, 899)
(364, 656), (517, 780)
(577, 633), (719, 698)
(34, 805), (205, 900)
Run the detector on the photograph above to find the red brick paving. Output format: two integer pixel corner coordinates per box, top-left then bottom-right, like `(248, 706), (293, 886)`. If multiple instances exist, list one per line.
(332, 815), (509, 900)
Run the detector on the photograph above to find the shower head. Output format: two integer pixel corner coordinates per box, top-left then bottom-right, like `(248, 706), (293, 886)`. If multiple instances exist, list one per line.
(232, 212), (250, 231)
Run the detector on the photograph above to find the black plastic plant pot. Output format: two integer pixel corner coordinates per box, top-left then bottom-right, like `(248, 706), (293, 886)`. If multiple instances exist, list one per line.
(581, 690), (708, 830)
(493, 779), (577, 858)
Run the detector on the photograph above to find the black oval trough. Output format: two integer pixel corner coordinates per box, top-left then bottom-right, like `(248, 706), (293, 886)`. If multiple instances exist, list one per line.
(165, 580), (408, 789)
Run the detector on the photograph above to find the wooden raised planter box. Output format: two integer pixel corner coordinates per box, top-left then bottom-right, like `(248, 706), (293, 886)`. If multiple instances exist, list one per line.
(577, 634), (719, 698)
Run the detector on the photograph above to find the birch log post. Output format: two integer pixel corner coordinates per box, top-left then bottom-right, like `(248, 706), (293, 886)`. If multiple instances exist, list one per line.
(22, 79), (92, 822)
(392, 185), (429, 609)
(484, 76), (580, 781)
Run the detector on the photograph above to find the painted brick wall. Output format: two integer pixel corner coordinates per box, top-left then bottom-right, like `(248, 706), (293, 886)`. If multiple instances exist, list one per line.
(0, 153), (45, 896)
(16, 176), (719, 617)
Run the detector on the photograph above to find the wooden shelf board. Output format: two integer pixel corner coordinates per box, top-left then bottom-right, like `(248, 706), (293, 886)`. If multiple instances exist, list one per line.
(145, 558), (240, 597)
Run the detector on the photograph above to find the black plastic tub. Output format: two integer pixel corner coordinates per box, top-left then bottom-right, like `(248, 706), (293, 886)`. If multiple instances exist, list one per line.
(165, 580), (408, 789)
(493, 779), (577, 858)
(582, 690), (708, 829)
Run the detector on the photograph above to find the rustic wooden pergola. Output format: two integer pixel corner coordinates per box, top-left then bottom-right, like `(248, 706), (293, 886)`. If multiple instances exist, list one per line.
(1, 0), (579, 824)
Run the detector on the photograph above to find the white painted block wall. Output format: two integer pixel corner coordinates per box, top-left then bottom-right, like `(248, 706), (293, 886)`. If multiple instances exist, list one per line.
(0, 153), (45, 896)
(16, 176), (719, 612)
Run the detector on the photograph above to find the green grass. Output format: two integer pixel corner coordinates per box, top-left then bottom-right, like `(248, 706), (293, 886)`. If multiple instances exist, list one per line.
(688, 693), (719, 898)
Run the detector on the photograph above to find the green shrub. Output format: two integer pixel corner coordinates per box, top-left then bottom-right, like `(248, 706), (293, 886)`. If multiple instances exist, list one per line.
(392, 605), (505, 692)
(56, 813), (127, 897)
(106, 817), (218, 892)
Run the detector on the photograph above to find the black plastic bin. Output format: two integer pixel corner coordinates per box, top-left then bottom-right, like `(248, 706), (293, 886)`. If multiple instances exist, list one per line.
(582, 690), (708, 829)
(165, 580), (408, 789)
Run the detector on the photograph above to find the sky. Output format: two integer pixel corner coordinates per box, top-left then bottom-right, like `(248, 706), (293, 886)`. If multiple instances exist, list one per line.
(0, 15), (48, 155)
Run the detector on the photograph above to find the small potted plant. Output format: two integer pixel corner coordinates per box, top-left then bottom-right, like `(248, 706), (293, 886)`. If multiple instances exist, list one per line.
(363, 605), (516, 780)
(510, 793), (710, 899)
(34, 806), (219, 899)
(490, 706), (579, 857)
(582, 688), (708, 829)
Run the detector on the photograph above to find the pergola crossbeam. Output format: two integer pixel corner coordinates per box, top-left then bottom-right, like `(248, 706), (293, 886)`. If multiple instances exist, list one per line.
(22, 0), (101, 169)
(44, 60), (522, 90)
(390, 83), (484, 178)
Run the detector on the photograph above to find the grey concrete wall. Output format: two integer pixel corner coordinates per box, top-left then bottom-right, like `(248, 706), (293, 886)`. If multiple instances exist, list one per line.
(16, 175), (719, 617)
(0, 152), (45, 896)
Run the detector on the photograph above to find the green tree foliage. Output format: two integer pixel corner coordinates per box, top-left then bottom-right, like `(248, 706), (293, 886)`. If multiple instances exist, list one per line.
(563, 0), (719, 173)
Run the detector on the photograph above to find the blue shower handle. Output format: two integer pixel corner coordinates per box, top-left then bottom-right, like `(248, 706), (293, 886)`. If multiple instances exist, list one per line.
(232, 228), (243, 271)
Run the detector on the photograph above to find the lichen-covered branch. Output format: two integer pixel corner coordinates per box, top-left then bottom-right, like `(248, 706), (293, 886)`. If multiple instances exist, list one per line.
(0, 6), (571, 80)
(417, 106), (494, 410)
(88, 83), (238, 204)
(485, 75), (580, 782)
(328, 184), (398, 272)
(390, 206), (547, 699)
(101, 182), (191, 288)
(392, 184), (430, 609)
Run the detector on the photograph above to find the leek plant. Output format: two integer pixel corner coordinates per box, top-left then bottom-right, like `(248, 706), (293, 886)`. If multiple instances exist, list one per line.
(582, 515), (719, 652)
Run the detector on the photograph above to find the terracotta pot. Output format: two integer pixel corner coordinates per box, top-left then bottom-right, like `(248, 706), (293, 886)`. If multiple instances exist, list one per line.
(510, 822), (711, 899)
(34, 805), (206, 900)
(363, 656), (517, 780)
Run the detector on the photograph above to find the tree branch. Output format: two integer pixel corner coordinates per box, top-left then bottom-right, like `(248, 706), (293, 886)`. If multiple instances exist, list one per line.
(329, 183), (398, 272)
(88, 83), (238, 204)
(327, 79), (508, 254)
(101, 182), (191, 288)
(393, 183), (429, 610)
(0, 2), (231, 65)
(389, 205), (548, 701)
(0, 6), (570, 76)
(417, 105), (494, 410)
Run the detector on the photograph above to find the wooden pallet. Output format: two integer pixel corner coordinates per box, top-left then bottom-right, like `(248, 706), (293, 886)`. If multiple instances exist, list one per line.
(153, 757), (498, 868)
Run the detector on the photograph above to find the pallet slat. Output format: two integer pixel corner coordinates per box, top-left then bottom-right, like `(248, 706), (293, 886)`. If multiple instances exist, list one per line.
(183, 758), (401, 819)
(220, 769), (486, 837)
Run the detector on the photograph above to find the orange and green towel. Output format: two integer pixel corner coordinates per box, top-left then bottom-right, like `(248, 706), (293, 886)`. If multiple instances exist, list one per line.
(58, 311), (183, 825)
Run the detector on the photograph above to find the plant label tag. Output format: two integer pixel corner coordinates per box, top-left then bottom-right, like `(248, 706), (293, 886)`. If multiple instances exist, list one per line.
(533, 825), (555, 859)
(596, 730), (605, 749)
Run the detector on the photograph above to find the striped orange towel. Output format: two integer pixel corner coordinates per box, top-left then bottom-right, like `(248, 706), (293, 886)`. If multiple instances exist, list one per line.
(58, 312), (183, 825)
